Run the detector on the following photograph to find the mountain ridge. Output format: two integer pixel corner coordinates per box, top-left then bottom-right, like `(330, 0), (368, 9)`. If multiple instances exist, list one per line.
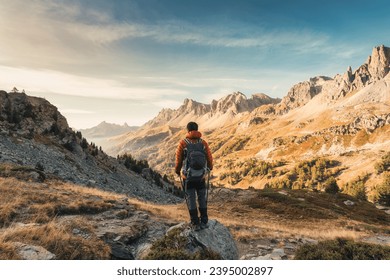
(143, 91), (281, 130)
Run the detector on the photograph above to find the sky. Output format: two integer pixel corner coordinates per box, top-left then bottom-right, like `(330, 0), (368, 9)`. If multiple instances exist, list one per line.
(1, 0), (390, 129)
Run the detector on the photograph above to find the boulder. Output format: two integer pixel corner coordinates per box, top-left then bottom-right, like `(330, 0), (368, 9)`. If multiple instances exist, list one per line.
(14, 242), (55, 260)
(344, 200), (355, 206)
(147, 220), (239, 260)
(186, 220), (239, 260)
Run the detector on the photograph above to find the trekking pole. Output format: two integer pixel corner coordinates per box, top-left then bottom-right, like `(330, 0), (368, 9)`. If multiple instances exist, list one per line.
(206, 168), (211, 204)
(179, 174), (190, 210)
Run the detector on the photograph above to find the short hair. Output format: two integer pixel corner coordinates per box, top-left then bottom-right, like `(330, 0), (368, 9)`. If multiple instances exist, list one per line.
(186, 122), (198, 131)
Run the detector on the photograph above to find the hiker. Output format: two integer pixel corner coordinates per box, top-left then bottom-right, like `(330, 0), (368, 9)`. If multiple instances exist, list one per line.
(175, 121), (213, 231)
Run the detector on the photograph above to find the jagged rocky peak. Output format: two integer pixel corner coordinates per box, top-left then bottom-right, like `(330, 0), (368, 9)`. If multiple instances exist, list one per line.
(144, 107), (175, 127)
(252, 92), (280, 102)
(348, 45), (390, 86)
(367, 45), (390, 80)
(280, 76), (331, 111)
(181, 98), (210, 115)
(211, 91), (277, 114)
(211, 92), (243, 113)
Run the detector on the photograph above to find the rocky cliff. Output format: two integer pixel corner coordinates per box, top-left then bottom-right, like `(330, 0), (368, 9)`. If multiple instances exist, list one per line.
(278, 45), (390, 113)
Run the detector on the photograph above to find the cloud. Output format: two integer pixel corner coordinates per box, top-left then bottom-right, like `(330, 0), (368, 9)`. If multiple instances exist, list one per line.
(59, 109), (95, 115)
(65, 18), (332, 52)
(0, 66), (188, 100)
(0, 0), (332, 51)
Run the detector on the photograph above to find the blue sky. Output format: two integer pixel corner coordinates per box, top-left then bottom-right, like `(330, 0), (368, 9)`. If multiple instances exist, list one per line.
(0, 0), (389, 128)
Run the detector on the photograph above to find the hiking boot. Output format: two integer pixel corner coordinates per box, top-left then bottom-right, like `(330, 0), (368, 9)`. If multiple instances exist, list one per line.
(199, 208), (208, 225)
(200, 222), (209, 230)
(189, 209), (199, 226)
(191, 223), (201, 231)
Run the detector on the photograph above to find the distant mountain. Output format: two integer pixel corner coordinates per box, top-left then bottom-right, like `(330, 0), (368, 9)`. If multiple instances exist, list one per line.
(80, 121), (138, 139)
(79, 121), (139, 149)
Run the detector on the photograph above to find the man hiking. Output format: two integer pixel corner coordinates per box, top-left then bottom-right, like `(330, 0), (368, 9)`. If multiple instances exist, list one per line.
(175, 121), (213, 231)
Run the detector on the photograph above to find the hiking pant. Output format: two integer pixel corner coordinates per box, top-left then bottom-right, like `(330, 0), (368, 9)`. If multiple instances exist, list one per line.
(185, 180), (208, 224)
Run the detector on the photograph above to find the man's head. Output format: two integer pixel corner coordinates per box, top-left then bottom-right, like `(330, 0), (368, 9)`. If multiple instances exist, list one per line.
(186, 121), (198, 132)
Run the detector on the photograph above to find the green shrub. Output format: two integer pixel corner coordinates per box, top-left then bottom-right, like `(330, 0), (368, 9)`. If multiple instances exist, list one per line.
(221, 159), (284, 184)
(281, 158), (340, 191)
(323, 177), (339, 194)
(264, 177), (292, 189)
(342, 175), (368, 200)
(295, 238), (390, 260)
(377, 172), (390, 206)
(374, 152), (390, 174)
(117, 153), (149, 174)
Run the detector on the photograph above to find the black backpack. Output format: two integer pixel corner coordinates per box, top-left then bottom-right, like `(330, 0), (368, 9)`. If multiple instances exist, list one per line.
(183, 138), (207, 182)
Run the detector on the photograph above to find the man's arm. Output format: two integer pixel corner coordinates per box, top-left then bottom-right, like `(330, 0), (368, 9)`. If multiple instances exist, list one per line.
(202, 140), (213, 170)
(175, 140), (186, 175)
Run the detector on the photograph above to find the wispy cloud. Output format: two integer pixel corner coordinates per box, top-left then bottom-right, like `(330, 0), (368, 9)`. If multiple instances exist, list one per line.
(0, 0), (333, 51)
(66, 18), (332, 52)
(0, 66), (188, 100)
(60, 109), (95, 115)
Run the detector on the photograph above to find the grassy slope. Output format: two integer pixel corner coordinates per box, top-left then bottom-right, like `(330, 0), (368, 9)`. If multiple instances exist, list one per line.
(0, 168), (125, 259)
(1, 163), (389, 260)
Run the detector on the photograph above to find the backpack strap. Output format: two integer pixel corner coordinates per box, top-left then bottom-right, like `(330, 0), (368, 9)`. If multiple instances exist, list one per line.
(184, 138), (203, 144)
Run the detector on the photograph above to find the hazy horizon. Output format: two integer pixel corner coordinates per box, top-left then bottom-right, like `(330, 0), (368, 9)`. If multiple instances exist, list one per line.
(1, 0), (390, 129)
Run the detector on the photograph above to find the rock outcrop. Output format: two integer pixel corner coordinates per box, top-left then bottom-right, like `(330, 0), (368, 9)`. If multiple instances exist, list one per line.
(0, 90), (71, 142)
(280, 76), (332, 112)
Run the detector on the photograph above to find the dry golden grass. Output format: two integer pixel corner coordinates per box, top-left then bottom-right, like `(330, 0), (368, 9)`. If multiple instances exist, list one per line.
(0, 174), (128, 259)
(353, 130), (370, 146)
(0, 177), (123, 226)
(0, 219), (111, 259)
(128, 198), (188, 222)
(129, 188), (390, 244)
(0, 236), (19, 260)
(1, 162), (389, 259)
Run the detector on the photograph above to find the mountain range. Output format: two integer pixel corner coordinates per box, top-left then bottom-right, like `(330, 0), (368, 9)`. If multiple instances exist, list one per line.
(98, 45), (389, 198)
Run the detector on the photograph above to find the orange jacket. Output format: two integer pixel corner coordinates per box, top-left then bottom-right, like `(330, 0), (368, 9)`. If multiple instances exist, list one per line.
(175, 130), (213, 175)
